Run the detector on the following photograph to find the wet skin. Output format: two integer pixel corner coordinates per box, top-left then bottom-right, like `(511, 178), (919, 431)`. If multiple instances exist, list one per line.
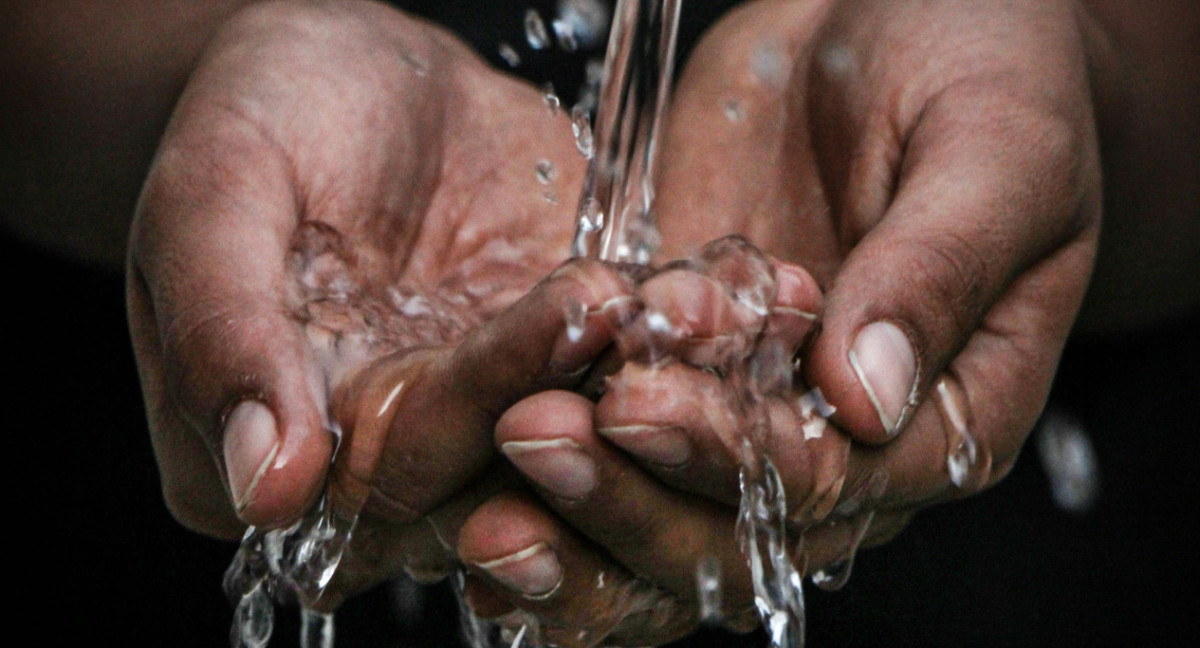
(462, 0), (1105, 642)
(121, 0), (1198, 646)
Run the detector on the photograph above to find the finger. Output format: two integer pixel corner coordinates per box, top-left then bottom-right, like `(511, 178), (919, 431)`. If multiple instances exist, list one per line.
(825, 238), (1098, 516)
(495, 391), (758, 617)
(618, 267), (764, 371)
(806, 80), (1099, 443)
(328, 259), (636, 526)
(131, 117), (334, 531)
(596, 258), (822, 494)
(128, 267), (243, 538)
(798, 509), (914, 582)
(595, 363), (852, 525)
(458, 491), (695, 648)
(764, 261), (823, 358)
(317, 463), (519, 611)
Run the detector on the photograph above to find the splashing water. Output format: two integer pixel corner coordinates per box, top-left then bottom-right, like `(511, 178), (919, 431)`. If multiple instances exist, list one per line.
(224, 491), (355, 648)
(565, 1), (820, 646)
(222, 1), (835, 646)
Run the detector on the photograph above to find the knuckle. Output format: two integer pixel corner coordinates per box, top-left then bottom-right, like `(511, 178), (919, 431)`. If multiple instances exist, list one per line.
(548, 258), (633, 308)
(905, 231), (989, 339)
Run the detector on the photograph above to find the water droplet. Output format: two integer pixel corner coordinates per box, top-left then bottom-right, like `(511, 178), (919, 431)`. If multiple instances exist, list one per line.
(797, 388), (836, 440)
(585, 57), (605, 85)
(524, 9), (550, 50)
(798, 388), (836, 419)
(578, 196), (604, 232)
(696, 555), (724, 624)
(724, 99), (744, 123)
(817, 43), (854, 80)
(535, 159), (557, 185)
(570, 104), (594, 159)
(552, 18), (579, 51)
(498, 41), (521, 67)
(564, 299), (587, 343)
(542, 83), (561, 114)
(555, 0), (612, 49)
(1037, 406), (1100, 513)
(810, 511), (874, 592)
(934, 377), (978, 489)
(751, 40), (789, 87)
(644, 310), (674, 334)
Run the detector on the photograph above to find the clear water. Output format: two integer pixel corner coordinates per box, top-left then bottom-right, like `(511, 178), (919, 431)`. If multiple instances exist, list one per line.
(571, 0), (680, 264)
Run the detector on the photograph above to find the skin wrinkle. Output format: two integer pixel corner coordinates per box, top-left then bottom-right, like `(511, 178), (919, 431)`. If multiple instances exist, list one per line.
(102, 0), (1195, 639)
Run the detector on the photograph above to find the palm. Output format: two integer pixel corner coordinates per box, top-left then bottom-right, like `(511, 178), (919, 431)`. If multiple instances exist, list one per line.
(129, 1), (614, 605)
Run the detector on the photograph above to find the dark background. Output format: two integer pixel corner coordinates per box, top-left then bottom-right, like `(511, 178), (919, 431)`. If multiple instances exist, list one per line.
(6, 1), (1199, 646)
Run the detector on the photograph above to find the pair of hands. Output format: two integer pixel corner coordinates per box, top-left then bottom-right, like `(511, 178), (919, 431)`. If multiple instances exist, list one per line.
(129, 0), (1100, 645)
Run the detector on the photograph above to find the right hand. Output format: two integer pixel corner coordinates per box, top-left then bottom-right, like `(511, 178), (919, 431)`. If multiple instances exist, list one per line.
(127, 0), (633, 606)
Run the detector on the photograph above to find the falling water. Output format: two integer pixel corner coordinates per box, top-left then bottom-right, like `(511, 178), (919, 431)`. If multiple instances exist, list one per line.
(571, 0), (680, 264)
(567, 0), (815, 645)
(224, 490), (355, 648)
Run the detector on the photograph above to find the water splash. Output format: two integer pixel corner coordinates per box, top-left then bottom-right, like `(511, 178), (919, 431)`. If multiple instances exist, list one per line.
(224, 492), (355, 648)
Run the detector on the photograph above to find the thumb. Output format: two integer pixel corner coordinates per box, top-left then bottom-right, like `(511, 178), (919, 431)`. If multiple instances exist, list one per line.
(132, 112), (331, 532)
(805, 81), (1098, 443)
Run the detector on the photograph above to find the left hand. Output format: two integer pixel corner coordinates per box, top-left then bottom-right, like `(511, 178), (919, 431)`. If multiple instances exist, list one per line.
(457, 0), (1102, 643)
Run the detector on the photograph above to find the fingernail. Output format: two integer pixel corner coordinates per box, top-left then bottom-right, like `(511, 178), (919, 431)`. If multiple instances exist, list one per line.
(849, 321), (917, 435)
(597, 425), (691, 468)
(474, 542), (564, 599)
(223, 400), (280, 512)
(501, 439), (597, 500)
